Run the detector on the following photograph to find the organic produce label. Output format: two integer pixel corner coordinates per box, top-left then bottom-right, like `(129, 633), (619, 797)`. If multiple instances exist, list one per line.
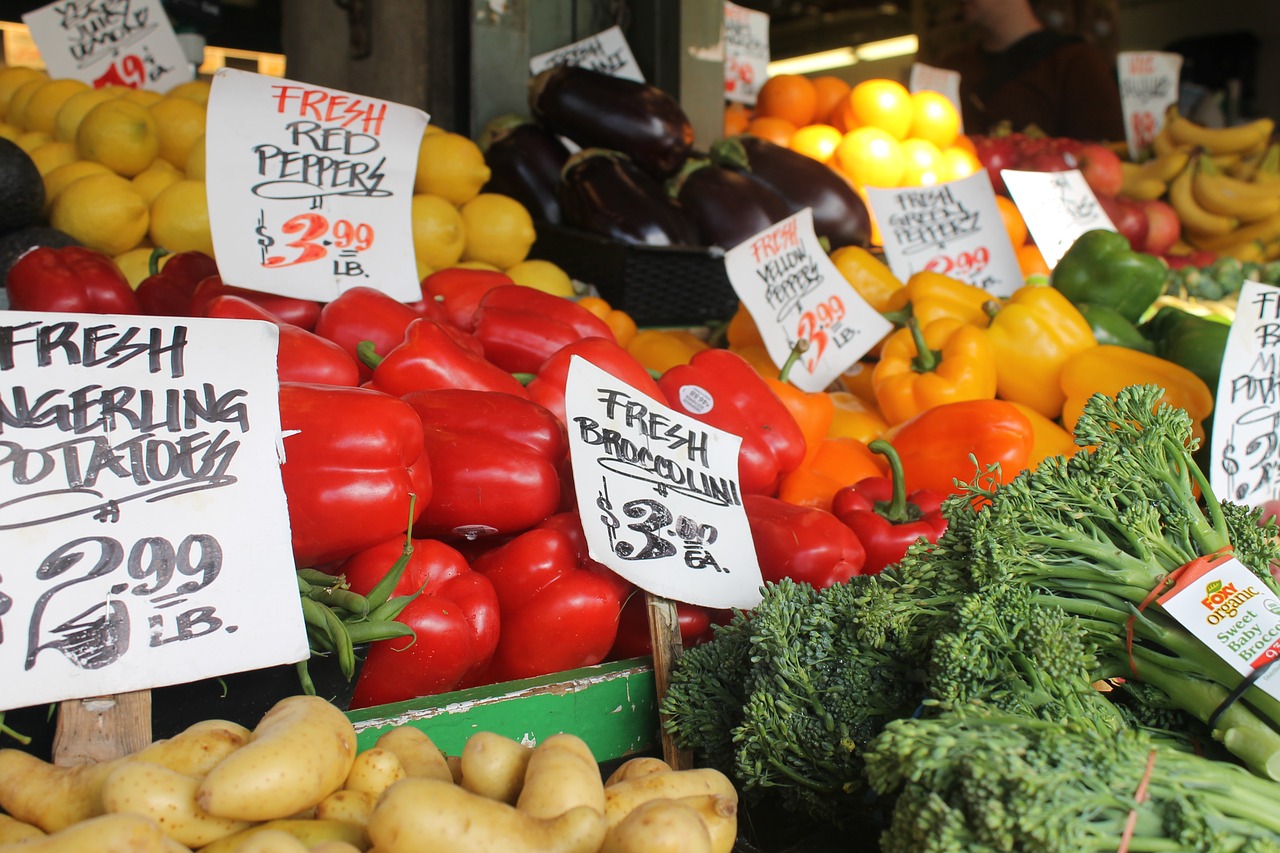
(909, 63), (963, 133)
(529, 25), (644, 82)
(204, 68), (428, 302)
(1118, 51), (1182, 161)
(23, 0), (193, 91)
(864, 172), (1022, 297)
(725, 208), (892, 392)
(1210, 280), (1277, 507)
(565, 357), (764, 609)
(1158, 555), (1280, 702)
(1003, 169), (1114, 269)
(724, 2), (769, 106)
(0, 312), (305, 710)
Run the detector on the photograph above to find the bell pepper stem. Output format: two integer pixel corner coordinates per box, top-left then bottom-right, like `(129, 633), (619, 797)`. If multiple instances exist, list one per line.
(356, 340), (384, 369)
(147, 247), (170, 277)
(906, 316), (940, 373)
(777, 339), (809, 384)
(869, 438), (916, 524)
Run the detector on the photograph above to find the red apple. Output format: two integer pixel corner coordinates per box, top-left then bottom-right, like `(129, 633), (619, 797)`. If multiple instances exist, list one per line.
(1135, 198), (1182, 256)
(1098, 194), (1149, 251)
(1076, 143), (1124, 198)
(972, 135), (1018, 195)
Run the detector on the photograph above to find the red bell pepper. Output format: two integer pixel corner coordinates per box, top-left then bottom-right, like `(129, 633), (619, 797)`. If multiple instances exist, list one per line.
(609, 594), (715, 660)
(831, 439), (947, 575)
(469, 526), (625, 682)
(472, 284), (617, 374)
(526, 336), (668, 428)
(888, 399), (1035, 497)
(312, 285), (424, 382)
(338, 535), (501, 706)
(279, 382), (432, 566)
(361, 317), (530, 399)
(659, 349), (807, 496)
(190, 275), (323, 331)
(403, 388), (565, 541)
(6, 245), (141, 314)
(135, 249), (218, 316)
(409, 267), (513, 331)
(744, 494), (866, 588)
(204, 295), (360, 386)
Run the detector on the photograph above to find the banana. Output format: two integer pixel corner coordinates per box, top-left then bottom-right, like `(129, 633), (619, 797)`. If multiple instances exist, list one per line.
(1251, 143), (1280, 186)
(1119, 162), (1168, 201)
(1142, 148), (1191, 183)
(1169, 156), (1240, 238)
(1151, 124), (1189, 159)
(1183, 209), (1280, 252)
(1165, 107), (1275, 156)
(1191, 155), (1280, 221)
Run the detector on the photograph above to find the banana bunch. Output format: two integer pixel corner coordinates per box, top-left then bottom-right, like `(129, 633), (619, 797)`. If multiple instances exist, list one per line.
(1170, 145), (1280, 261)
(1119, 148), (1189, 201)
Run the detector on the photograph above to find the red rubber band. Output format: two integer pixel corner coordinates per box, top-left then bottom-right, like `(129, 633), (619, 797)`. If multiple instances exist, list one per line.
(1116, 748), (1158, 853)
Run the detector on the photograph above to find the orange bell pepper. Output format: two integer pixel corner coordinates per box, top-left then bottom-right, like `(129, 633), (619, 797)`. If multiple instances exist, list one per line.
(1007, 401), (1079, 470)
(726, 302), (765, 348)
(777, 436), (885, 511)
(733, 341), (783, 380)
(828, 390), (889, 444)
(626, 328), (709, 374)
(872, 316), (998, 425)
(577, 295), (638, 348)
(883, 270), (993, 329)
(829, 245), (904, 313)
(889, 399), (1035, 497)
(760, 342), (836, 466)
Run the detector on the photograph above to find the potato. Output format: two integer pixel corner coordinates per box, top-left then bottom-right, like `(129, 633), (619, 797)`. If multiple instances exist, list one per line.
(459, 731), (532, 804)
(343, 748), (405, 798)
(196, 819), (367, 853)
(214, 828), (310, 853)
(604, 768), (738, 832)
(309, 843), (364, 853)
(0, 813), (171, 852)
(515, 733), (604, 819)
(605, 757), (672, 787)
(445, 755), (462, 784)
(373, 726), (451, 782)
(600, 798), (712, 853)
(677, 794), (738, 853)
(315, 789), (377, 827)
(196, 695), (358, 821)
(136, 718), (253, 777)
(368, 778), (605, 853)
(101, 760), (251, 848)
(0, 813), (44, 843)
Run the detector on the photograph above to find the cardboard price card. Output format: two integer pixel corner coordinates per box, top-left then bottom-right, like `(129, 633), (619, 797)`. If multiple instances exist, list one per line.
(566, 357), (764, 610)
(863, 172), (1023, 297)
(529, 25), (644, 82)
(1118, 51), (1183, 161)
(726, 209), (892, 392)
(1211, 280), (1280, 507)
(724, 1), (769, 106)
(204, 68), (428, 303)
(0, 312), (306, 711)
(23, 0), (193, 91)
(1002, 168), (1114, 269)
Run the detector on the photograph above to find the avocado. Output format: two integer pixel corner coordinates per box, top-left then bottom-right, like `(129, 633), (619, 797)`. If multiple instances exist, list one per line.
(0, 137), (45, 236)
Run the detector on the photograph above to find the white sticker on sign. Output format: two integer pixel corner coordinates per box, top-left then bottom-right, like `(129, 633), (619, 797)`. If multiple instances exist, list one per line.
(0, 312), (305, 711)
(565, 357), (763, 610)
(204, 68), (428, 303)
(725, 208), (892, 392)
(1118, 51), (1182, 161)
(1002, 169), (1114, 269)
(1211, 280), (1276, 508)
(529, 25), (645, 82)
(863, 172), (1023, 297)
(724, 2), (769, 106)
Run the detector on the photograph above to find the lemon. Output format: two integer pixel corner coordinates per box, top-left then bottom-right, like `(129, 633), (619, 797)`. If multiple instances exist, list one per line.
(185, 133), (206, 180)
(410, 193), (465, 279)
(165, 79), (212, 106)
(415, 131), (491, 205)
(114, 246), (165, 289)
(15, 131), (50, 153)
(149, 96), (205, 169)
(43, 159), (112, 211)
(459, 193), (536, 270)
(53, 87), (119, 143)
(27, 140), (78, 175)
(23, 78), (91, 135)
(149, 178), (213, 256)
(0, 122), (20, 142)
(131, 158), (183, 204)
(505, 259), (575, 297)
(0, 67), (47, 121)
(77, 98), (160, 177)
(51, 172), (150, 255)
(121, 88), (163, 107)
(4, 76), (48, 130)
(424, 124), (445, 136)
(453, 260), (502, 272)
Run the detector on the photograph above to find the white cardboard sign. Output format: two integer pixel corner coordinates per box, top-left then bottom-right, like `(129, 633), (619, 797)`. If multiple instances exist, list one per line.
(1211, 280), (1280, 508)
(23, 0), (193, 91)
(1002, 169), (1115, 269)
(204, 68), (428, 303)
(565, 357), (763, 610)
(725, 209), (892, 392)
(0, 312), (305, 711)
(909, 63), (963, 133)
(529, 25), (645, 83)
(724, 2), (769, 106)
(863, 172), (1023, 297)
(1118, 51), (1182, 162)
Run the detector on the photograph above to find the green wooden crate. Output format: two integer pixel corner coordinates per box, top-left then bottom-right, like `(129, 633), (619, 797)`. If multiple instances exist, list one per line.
(345, 657), (659, 760)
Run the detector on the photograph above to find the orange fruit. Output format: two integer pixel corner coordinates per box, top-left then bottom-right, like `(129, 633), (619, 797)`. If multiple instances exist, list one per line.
(755, 74), (817, 128)
(745, 115), (797, 148)
(996, 195), (1029, 248)
(835, 126), (905, 188)
(908, 90), (961, 149)
(938, 145), (983, 182)
(789, 123), (842, 164)
(811, 75), (852, 125)
(899, 138), (944, 186)
(1017, 242), (1050, 278)
(849, 79), (913, 141)
(952, 133), (978, 155)
(724, 102), (751, 137)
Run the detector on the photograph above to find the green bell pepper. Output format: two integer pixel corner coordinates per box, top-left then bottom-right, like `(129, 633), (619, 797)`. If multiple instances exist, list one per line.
(1144, 305), (1231, 394)
(1076, 302), (1154, 353)
(1049, 229), (1166, 324)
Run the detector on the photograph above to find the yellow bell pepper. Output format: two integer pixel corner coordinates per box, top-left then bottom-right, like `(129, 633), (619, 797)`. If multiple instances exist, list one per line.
(626, 328), (708, 374)
(1007, 401), (1079, 470)
(829, 245), (904, 313)
(883, 270), (993, 329)
(873, 316), (998, 425)
(984, 284), (1098, 421)
(839, 360), (879, 405)
(827, 390), (889, 445)
(577, 295), (638, 348)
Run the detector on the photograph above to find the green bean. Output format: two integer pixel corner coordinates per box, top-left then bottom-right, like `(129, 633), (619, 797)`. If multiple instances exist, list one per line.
(297, 568), (344, 587)
(367, 591), (418, 623)
(364, 493), (418, 612)
(345, 620), (415, 646)
(319, 603), (356, 680)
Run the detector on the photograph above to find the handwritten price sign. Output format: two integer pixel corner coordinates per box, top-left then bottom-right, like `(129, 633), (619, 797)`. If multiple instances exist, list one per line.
(257, 212), (376, 271)
(724, 2), (769, 105)
(1118, 51), (1182, 161)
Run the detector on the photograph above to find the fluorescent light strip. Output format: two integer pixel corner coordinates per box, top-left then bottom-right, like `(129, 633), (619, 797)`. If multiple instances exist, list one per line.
(854, 34), (919, 62)
(767, 47), (857, 76)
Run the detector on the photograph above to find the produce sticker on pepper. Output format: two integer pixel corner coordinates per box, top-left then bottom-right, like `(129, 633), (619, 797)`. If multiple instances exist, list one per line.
(529, 25), (644, 82)
(1118, 51), (1182, 161)
(1211, 280), (1277, 508)
(565, 357), (763, 609)
(0, 312), (305, 710)
(204, 68), (428, 303)
(864, 172), (1022, 297)
(1003, 168), (1114, 269)
(725, 208), (892, 392)
(724, 2), (769, 106)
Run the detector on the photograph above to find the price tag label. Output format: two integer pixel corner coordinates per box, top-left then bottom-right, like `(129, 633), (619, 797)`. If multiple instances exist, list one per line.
(1002, 169), (1114, 269)
(724, 2), (769, 106)
(725, 209), (892, 393)
(566, 357), (763, 609)
(204, 69), (428, 303)
(529, 25), (644, 82)
(23, 0), (193, 92)
(863, 172), (1023, 297)
(909, 63), (963, 133)
(1118, 51), (1182, 161)
(0, 312), (305, 711)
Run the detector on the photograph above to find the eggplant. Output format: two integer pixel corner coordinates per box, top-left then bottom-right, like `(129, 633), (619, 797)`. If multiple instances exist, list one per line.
(668, 158), (793, 250)
(711, 135), (872, 250)
(478, 114), (571, 224)
(529, 64), (694, 179)
(559, 148), (698, 247)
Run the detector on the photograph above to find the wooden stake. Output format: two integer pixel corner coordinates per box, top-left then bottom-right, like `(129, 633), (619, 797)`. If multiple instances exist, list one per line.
(645, 591), (693, 771)
(52, 690), (151, 766)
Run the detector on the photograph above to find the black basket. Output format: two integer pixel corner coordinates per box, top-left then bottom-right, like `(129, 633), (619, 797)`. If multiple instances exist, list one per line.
(529, 222), (739, 328)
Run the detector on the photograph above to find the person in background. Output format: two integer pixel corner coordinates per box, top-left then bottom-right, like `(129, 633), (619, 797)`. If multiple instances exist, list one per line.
(934, 0), (1126, 141)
